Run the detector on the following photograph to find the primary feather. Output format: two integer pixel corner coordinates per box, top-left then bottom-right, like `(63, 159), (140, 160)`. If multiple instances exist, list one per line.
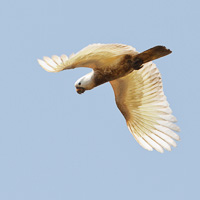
(110, 62), (180, 152)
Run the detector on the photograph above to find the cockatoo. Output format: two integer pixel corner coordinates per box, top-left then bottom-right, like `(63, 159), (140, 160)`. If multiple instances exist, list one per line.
(38, 43), (180, 153)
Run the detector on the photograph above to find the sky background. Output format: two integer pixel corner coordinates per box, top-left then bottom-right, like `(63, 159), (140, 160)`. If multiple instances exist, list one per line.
(0, 0), (199, 199)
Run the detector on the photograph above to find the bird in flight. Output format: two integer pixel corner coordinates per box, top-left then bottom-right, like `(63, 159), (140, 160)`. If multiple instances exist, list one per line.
(38, 43), (180, 153)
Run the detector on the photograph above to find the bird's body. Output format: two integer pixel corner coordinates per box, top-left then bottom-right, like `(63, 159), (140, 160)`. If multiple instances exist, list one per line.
(38, 43), (180, 153)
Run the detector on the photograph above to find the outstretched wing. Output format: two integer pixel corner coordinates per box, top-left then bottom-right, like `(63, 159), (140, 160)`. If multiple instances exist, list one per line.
(37, 43), (137, 72)
(110, 62), (180, 153)
(38, 54), (72, 72)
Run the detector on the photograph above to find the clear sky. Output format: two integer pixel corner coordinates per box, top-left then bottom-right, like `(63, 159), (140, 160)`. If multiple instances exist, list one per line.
(0, 0), (199, 199)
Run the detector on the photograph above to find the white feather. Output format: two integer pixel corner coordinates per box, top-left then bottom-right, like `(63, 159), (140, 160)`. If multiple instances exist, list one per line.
(60, 54), (68, 63)
(153, 130), (177, 147)
(154, 125), (180, 140)
(52, 55), (62, 65)
(43, 56), (58, 69)
(37, 59), (55, 72)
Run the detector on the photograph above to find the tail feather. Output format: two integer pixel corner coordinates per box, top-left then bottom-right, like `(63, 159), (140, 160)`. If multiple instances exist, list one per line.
(136, 46), (172, 64)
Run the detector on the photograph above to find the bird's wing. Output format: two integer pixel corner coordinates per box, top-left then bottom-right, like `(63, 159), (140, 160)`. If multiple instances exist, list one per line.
(38, 43), (137, 72)
(110, 62), (180, 153)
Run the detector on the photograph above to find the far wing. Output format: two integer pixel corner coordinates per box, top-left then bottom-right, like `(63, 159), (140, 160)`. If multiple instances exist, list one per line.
(37, 43), (137, 72)
(110, 62), (180, 153)
(37, 52), (99, 73)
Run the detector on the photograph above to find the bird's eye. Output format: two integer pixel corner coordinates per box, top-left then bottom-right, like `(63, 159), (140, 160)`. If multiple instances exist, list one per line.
(78, 82), (81, 85)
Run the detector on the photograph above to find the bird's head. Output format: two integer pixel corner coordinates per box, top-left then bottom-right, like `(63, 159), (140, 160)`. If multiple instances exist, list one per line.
(74, 72), (95, 94)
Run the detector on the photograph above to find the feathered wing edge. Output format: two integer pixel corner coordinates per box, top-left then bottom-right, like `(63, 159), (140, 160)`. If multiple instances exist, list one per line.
(37, 43), (138, 72)
(111, 62), (180, 153)
(37, 54), (72, 72)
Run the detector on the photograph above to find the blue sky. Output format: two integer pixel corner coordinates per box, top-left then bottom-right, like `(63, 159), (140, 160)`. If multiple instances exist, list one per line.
(0, 0), (199, 199)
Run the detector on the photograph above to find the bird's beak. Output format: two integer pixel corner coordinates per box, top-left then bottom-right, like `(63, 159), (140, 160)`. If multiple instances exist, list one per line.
(76, 87), (85, 94)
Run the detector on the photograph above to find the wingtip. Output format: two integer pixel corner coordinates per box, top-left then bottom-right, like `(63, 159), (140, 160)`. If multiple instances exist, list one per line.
(37, 58), (42, 64)
(37, 58), (55, 72)
(37, 58), (44, 67)
(158, 148), (164, 153)
(176, 135), (181, 141)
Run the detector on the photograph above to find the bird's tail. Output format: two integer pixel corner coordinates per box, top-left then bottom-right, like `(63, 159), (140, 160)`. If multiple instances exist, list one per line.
(131, 46), (172, 70)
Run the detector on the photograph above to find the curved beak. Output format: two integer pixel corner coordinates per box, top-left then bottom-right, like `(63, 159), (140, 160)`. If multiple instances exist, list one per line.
(76, 87), (85, 94)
